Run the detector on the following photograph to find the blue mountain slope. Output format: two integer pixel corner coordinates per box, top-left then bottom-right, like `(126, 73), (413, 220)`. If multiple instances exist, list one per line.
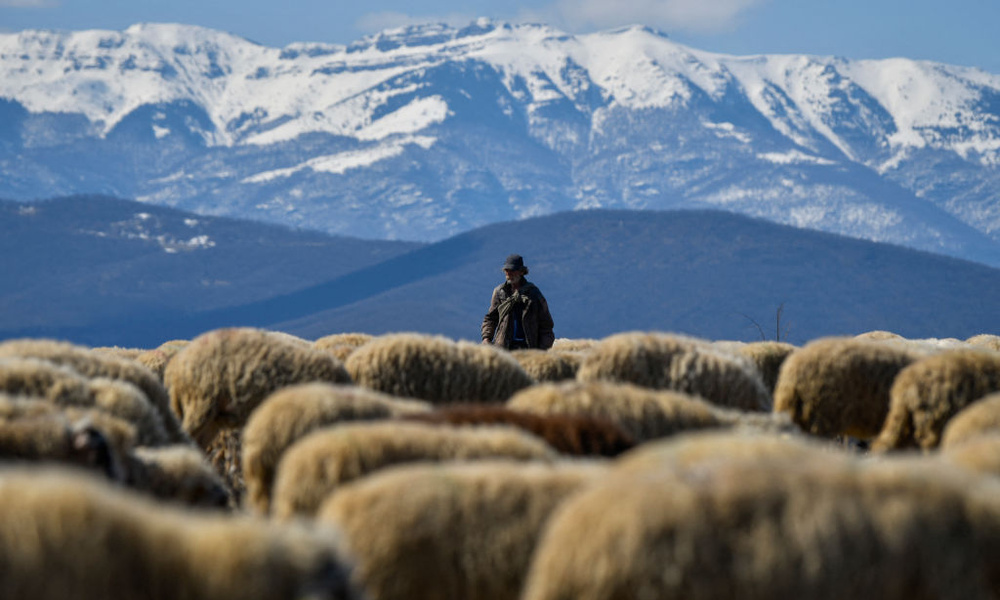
(10, 208), (1000, 347)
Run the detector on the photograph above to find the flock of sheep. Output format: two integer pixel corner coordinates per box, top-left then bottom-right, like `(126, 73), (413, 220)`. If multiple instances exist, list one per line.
(1, 326), (999, 599)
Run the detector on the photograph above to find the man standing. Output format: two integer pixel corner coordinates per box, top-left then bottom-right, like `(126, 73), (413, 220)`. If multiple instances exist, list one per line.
(482, 254), (555, 350)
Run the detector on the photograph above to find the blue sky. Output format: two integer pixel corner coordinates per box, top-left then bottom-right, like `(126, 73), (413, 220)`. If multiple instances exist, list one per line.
(2, 0), (998, 73)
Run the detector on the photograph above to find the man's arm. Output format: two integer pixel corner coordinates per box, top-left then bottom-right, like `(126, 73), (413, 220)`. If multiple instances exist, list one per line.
(481, 287), (501, 343)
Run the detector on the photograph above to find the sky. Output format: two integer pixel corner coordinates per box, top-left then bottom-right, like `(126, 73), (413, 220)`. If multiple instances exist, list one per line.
(1, 0), (999, 74)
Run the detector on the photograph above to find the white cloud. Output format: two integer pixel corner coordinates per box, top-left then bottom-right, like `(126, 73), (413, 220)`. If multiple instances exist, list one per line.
(354, 11), (477, 36)
(554, 0), (769, 34)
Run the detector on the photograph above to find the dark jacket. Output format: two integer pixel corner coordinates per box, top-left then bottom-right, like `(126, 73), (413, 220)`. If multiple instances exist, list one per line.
(481, 279), (555, 350)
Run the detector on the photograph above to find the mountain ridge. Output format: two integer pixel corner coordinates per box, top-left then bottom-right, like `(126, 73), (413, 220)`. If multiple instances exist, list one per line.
(5, 196), (1000, 348)
(2, 20), (999, 264)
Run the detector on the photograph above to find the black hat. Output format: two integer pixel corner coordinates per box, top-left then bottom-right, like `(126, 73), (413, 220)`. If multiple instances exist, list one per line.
(502, 254), (526, 271)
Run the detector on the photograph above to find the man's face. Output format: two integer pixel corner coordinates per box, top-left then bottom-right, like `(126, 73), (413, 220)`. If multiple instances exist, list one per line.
(504, 268), (524, 283)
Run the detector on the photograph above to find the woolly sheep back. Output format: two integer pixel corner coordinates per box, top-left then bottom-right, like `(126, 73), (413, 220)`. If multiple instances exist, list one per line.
(345, 333), (534, 403)
(402, 404), (636, 457)
(0, 339), (187, 444)
(966, 334), (1000, 352)
(507, 380), (724, 442)
(511, 349), (577, 381)
(241, 383), (432, 514)
(940, 434), (1000, 478)
(874, 349), (1000, 451)
(0, 467), (361, 600)
(772, 337), (924, 439)
(163, 328), (351, 497)
(576, 332), (770, 411)
(318, 460), (607, 600)
(736, 341), (797, 395)
(270, 421), (557, 519)
(126, 445), (232, 508)
(940, 394), (1000, 448)
(522, 456), (1000, 600)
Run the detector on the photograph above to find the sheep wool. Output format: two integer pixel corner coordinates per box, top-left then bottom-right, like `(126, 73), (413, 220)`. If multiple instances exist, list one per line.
(0, 338), (188, 444)
(315, 333), (374, 353)
(241, 382), (432, 514)
(345, 333), (534, 404)
(125, 445), (232, 509)
(511, 349), (577, 382)
(874, 349), (1000, 451)
(521, 455), (1000, 600)
(507, 380), (724, 443)
(772, 337), (925, 439)
(940, 393), (1000, 449)
(550, 338), (599, 352)
(736, 341), (797, 395)
(0, 467), (361, 600)
(940, 434), (1000, 478)
(136, 340), (190, 381)
(0, 395), (129, 481)
(576, 332), (771, 411)
(966, 333), (1000, 352)
(402, 404), (637, 457)
(163, 327), (352, 497)
(318, 460), (607, 600)
(0, 358), (170, 447)
(270, 421), (557, 519)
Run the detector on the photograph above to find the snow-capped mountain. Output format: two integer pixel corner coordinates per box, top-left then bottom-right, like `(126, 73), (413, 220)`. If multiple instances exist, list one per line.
(2, 20), (1000, 264)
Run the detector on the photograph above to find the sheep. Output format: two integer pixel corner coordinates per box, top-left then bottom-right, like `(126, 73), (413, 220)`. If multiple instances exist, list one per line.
(317, 460), (607, 600)
(940, 434), (1000, 478)
(576, 332), (771, 411)
(772, 337), (926, 440)
(0, 395), (129, 481)
(241, 383), (433, 514)
(874, 349), (1000, 451)
(521, 452), (1000, 600)
(136, 340), (189, 381)
(314, 333), (374, 362)
(270, 421), (557, 519)
(0, 357), (170, 446)
(163, 327), (352, 498)
(736, 341), (797, 395)
(551, 338), (599, 352)
(506, 380), (725, 443)
(0, 467), (361, 600)
(940, 393), (1000, 449)
(854, 330), (904, 341)
(611, 429), (846, 476)
(124, 445), (232, 509)
(0, 338), (188, 444)
(402, 404), (637, 457)
(966, 333), (1000, 352)
(511, 349), (577, 381)
(345, 333), (535, 404)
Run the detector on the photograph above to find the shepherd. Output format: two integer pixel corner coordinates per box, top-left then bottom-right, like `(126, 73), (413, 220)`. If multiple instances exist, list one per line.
(481, 254), (555, 350)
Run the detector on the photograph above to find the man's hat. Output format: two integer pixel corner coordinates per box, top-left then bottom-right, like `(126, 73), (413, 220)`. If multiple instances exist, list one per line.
(502, 254), (526, 271)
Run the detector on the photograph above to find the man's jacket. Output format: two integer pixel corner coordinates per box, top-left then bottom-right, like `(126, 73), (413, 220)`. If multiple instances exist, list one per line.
(481, 279), (555, 350)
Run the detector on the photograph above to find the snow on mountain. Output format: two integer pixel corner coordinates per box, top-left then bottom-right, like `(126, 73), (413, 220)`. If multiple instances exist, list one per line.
(1, 20), (1000, 265)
